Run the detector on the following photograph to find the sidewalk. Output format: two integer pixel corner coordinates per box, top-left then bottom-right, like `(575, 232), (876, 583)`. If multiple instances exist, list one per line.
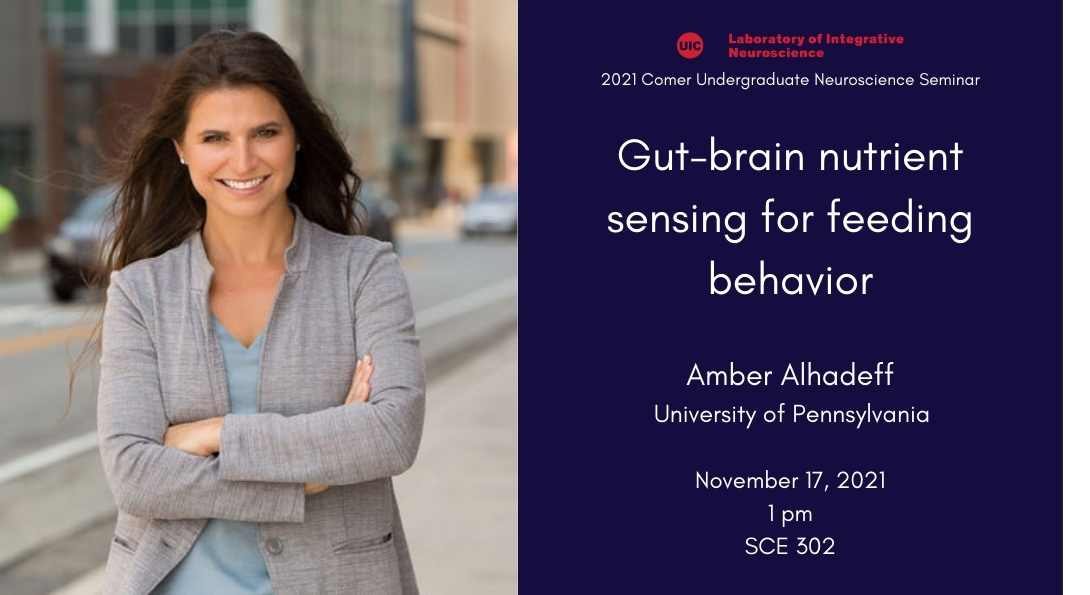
(50, 328), (517, 595)
(398, 328), (517, 595)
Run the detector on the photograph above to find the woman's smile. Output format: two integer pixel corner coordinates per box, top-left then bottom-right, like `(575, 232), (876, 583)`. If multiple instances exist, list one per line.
(217, 174), (271, 195)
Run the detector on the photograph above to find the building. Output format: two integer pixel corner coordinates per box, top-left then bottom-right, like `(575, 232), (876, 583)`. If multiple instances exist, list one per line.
(30, 0), (255, 247)
(413, 0), (516, 208)
(0, 0), (46, 248)
(253, 0), (405, 183)
(260, 0), (517, 211)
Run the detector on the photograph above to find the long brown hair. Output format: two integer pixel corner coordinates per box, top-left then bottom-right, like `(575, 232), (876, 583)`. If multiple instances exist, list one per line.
(64, 30), (363, 417)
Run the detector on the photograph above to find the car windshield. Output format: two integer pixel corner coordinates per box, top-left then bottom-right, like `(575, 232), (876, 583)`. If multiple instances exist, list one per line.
(73, 188), (116, 221)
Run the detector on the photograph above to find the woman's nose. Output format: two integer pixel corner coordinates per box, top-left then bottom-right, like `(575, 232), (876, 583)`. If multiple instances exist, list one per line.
(230, 139), (259, 173)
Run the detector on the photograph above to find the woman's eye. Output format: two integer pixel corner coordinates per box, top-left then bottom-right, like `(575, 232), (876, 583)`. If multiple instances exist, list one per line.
(202, 135), (224, 143)
(257, 129), (279, 138)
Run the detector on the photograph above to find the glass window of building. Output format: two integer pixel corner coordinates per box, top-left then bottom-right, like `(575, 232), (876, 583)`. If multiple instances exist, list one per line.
(43, 0), (88, 50)
(117, 0), (250, 58)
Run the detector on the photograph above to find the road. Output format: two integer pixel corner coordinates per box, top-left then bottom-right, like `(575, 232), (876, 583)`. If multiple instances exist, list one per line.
(0, 233), (518, 594)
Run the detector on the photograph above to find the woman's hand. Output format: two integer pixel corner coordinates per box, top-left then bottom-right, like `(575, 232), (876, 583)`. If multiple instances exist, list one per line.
(164, 416), (224, 457)
(344, 354), (374, 406)
(304, 355), (374, 496)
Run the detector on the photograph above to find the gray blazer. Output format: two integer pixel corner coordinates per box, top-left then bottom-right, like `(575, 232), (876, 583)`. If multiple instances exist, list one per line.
(96, 202), (425, 594)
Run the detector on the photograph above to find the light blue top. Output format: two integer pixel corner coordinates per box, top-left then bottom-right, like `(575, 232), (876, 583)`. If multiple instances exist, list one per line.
(152, 314), (272, 595)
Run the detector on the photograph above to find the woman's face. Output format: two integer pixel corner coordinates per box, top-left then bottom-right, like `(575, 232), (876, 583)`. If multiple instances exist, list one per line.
(175, 85), (297, 218)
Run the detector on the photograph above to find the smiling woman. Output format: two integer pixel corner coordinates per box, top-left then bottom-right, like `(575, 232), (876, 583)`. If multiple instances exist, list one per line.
(67, 30), (425, 595)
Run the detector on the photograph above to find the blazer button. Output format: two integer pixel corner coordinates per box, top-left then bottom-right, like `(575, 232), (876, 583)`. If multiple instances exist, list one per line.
(265, 537), (283, 555)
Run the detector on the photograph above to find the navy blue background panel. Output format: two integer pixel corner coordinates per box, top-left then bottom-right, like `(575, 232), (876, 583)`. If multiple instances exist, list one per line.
(518, 2), (1060, 592)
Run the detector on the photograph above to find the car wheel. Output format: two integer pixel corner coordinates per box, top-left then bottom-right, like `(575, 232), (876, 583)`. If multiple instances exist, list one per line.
(51, 283), (76, 303)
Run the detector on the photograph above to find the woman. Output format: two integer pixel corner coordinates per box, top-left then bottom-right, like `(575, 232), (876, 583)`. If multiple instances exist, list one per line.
(88, 31), (425, 594)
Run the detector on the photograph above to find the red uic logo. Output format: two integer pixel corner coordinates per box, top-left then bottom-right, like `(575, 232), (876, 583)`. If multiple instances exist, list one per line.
(677, 32), (703, 59)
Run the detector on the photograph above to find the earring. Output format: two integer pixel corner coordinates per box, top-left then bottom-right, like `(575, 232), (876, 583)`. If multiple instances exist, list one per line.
(295, 144), (300, 152)
(180, 156), (186, 165)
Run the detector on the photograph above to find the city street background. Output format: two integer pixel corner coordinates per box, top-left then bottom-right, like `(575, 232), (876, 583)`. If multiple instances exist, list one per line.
(0, 0), (517, 593)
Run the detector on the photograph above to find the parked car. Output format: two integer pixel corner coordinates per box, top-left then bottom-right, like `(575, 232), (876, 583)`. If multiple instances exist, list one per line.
(462, 186), (518, 237)
(354, 181), (400, 251)
(45, 185), (118, 302)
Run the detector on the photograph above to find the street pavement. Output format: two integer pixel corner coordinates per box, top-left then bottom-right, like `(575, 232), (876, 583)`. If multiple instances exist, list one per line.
(48, 328), (517, 595)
